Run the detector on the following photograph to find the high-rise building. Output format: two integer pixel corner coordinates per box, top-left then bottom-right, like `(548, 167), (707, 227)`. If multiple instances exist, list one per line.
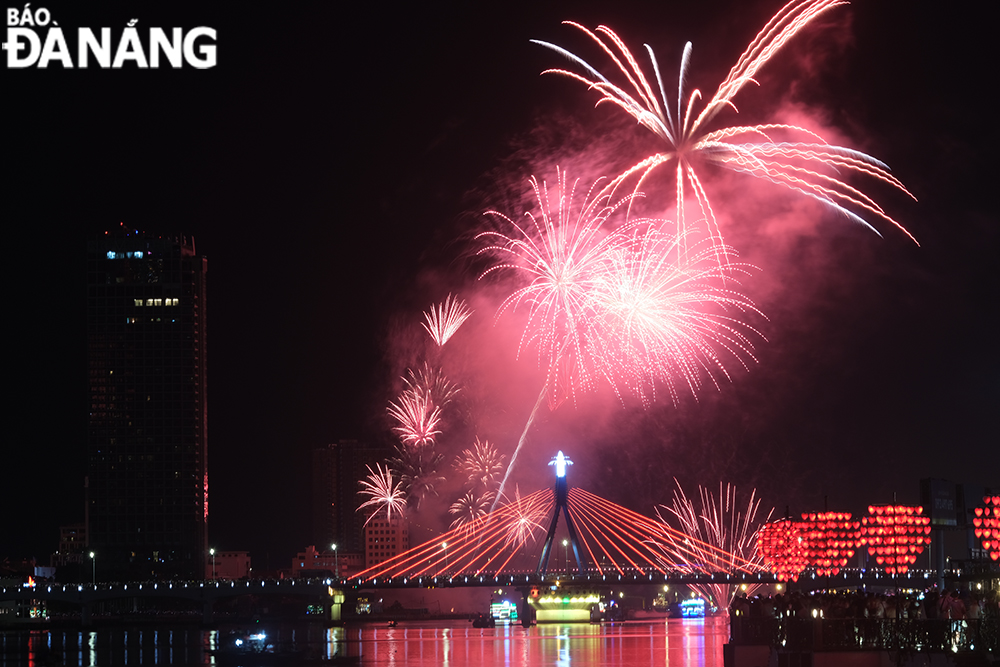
(86, 228), (207, 579)
(312, 440), (391, 554)
(364, 512), (409, 569)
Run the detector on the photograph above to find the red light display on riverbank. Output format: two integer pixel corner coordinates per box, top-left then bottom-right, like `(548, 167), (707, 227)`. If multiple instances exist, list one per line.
(757, 519), (808, 582)
(799, 512), (859, 577)
(858, 504), (931, 574)
(974, 496), (1000, 562)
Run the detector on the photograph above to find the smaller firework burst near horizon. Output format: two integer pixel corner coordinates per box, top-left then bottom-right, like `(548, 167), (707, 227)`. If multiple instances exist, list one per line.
(531, 0), (916, 259)
(422, 294), (473, 347)
(455, 437), (506, 492)
(651, 481), (772, 609)
(404, 362), (461, 409)
(449, 490), (494, 534)
(387, 389), (442, 448)
(391, 443), (446, 512)
(502, 484), (548, 550)
(357, 463), (407, 527)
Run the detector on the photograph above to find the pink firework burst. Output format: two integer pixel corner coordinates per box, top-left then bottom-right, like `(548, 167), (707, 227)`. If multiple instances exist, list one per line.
(478, 169), (642, 408)
(455, 437), (506, 491)
(479, 170), (760, 408)
(387, 389), (442, 447)
(448, 490), (494, 535)
(391, 443), (445, 511)
(480, 171), (763, 506)
(357, 463), (407, 527)
(403, 362), (461, 408)
(499, 486), (550, 550)
(592, 231), (763, 406)
(532, 0), (916, 257)
(422, 294), (473, 346)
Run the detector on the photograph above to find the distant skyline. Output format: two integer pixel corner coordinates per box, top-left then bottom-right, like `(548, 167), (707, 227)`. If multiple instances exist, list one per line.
(5, 0), (996, 567)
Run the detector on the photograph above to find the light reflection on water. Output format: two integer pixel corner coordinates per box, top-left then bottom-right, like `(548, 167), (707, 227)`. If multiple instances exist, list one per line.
(0, 616), (727, 665)
(351, 617), (726, 666)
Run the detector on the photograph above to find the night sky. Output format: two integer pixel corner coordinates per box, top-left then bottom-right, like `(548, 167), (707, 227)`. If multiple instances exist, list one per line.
(4, 0), (996, 568)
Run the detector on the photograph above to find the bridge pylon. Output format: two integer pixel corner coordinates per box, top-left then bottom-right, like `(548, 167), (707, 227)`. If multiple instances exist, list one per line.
(537, 451), (584, 576)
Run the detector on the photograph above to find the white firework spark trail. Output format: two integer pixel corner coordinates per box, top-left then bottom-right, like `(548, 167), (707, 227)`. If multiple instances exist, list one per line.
(651, 480), (772, 610)
(478, 168), (643, 410)
(422, 294), (473, 346)
(531, 0), (916, 263)
(387, 389), (442, 448)
(591, 231), (763, 406)
(357, 463), (407, 527)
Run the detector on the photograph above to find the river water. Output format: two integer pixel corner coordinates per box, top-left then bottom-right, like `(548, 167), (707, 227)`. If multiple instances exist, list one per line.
(1, 616), (728, 665)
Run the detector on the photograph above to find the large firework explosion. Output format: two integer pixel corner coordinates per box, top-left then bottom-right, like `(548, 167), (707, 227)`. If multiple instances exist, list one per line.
(651, 481), (772, 609)
(478, 169), (643, 410)
(531, 0), (916, 260)
(589, 230), (762, 406)
(480, 170), (761, 502)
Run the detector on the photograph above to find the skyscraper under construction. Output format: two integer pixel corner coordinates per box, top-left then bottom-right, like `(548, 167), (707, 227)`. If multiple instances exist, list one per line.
(86, 227), (207, 579)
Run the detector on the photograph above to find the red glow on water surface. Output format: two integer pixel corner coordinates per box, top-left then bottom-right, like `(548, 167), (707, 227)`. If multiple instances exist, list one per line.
(346, 618), (727, 666)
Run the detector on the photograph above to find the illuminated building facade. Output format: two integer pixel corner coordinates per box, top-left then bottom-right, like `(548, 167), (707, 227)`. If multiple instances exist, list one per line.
(204, 550), (251, 580)
(50, 524), (88, 567)
(364, 512), (409, 568)
(292, 545), (364, 578)
(86, 229), (207, 579)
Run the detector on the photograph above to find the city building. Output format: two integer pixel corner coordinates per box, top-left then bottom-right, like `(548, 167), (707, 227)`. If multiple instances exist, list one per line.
(50, 524), (87, 567)
(205, 550), (251, 580)
(85, 228), (208, 580)
(291, 545), (363, 578)
(364, 512), (409, 569)
(312, 440), (392, 554)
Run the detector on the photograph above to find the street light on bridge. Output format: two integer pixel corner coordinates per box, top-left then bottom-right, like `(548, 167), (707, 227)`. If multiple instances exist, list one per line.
(331, 543), (339, 579)
(442, 542), (449, 573)
(209, 548), (216, 580)
(89, 551), (95, 584)
(562, 539), (568, 572)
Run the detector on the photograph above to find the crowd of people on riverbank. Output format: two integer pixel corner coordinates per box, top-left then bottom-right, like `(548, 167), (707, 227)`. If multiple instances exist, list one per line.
(730, 587), (998, 621)
(728, 586), (999, 652)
